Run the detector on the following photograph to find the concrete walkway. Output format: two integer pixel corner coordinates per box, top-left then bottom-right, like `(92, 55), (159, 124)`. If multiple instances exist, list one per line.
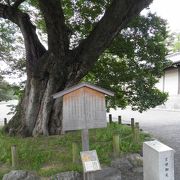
(109, 108), (180, 180)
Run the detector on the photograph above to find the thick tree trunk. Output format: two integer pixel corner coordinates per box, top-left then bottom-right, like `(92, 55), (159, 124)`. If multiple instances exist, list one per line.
(5, 64), (75, 137)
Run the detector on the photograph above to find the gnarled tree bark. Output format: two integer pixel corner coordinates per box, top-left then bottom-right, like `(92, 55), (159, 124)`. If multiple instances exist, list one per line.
(0, 0), (153, 136)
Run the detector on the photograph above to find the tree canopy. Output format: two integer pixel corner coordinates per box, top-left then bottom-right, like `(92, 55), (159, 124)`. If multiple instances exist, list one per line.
(84, 13), (170, 112)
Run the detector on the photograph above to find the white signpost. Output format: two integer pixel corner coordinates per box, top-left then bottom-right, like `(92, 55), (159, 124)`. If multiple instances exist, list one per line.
(143, 140), (175, 180)
(53, 82), (114, 180)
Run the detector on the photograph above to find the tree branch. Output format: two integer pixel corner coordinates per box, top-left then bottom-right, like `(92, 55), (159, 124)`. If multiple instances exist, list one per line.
(12, 0), (26, 9)
(38, 0), (69, 57)
(5, 0), (10, 6)
(71, 0), (153, 82)
(0, 3), (46, 71)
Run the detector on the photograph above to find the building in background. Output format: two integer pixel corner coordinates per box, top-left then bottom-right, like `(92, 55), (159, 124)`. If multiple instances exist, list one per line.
(156, 52), (180, 110)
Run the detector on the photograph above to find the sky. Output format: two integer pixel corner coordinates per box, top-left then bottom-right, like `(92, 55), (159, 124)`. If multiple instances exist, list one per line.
(149, 0), (180, 32)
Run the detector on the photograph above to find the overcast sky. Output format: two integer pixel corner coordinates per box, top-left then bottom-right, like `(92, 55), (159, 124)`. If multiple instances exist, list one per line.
(149, 0), (180, 32)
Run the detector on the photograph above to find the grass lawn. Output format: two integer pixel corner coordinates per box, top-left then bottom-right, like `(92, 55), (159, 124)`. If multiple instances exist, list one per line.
(0, 123), (150, 178)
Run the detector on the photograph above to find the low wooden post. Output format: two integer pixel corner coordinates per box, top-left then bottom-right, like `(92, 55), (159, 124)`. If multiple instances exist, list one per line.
(11, 145), (18, 169)
(118, 116), (122, 124)
(4, 118), (7, 125)
(109, 114), (112, 124)
(134, 122), (140, 143)
(113, 134), (120, 157)
(72, 142), (79, 163)
(135, 122), (139, 131)
(131, 118), (135, 133)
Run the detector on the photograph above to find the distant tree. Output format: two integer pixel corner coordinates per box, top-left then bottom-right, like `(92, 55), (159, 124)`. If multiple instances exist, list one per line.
(173, 33), (180, 52)
(0, 75), (16, 101)
(166, 32), (180, 53)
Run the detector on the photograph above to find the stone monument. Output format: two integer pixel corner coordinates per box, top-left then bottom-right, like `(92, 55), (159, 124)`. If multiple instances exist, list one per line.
(143, 140), (175, 180)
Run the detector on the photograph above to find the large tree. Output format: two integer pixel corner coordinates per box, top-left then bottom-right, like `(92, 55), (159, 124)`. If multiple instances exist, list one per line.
(0, 0), (154, 136)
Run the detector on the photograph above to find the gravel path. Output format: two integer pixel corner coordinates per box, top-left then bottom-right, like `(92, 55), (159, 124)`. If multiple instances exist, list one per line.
(109, 108), (180, 180)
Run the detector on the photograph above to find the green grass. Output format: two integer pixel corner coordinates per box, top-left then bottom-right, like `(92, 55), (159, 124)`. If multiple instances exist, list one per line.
(0, 123), (150, 178)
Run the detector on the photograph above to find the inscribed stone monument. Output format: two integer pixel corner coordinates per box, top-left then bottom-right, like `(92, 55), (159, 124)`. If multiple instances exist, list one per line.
(143, 140), (175, 180)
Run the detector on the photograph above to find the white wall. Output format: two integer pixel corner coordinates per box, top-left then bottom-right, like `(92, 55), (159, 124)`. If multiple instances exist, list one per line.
(164, 69), (178, 95)
(155, 76), (164, 92)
